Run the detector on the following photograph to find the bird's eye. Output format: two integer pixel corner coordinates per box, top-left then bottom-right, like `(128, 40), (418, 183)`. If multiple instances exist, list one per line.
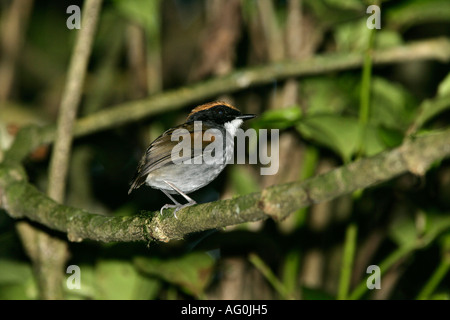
(217, 108), (224, 115)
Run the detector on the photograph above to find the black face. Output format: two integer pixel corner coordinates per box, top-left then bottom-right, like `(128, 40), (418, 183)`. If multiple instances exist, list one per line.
(187, 105), (242, 125)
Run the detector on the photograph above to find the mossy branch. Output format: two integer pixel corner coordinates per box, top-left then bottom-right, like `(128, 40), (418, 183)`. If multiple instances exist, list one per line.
(1, 38), (450, 244)
(1, 128), (450, 243)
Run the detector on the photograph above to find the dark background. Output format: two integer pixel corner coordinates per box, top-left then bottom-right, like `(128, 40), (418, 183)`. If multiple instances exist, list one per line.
(0, 0), (449, 299)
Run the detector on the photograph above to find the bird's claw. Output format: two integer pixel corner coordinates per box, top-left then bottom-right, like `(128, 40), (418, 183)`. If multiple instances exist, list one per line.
(160, 201), (197, 219)
(160, 204), (178, 216)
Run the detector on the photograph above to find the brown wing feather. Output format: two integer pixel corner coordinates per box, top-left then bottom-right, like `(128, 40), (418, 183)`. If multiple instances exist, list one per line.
(128, 122), (220, 194)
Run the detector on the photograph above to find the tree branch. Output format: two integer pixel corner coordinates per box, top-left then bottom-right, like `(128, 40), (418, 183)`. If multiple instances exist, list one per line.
(1, 128), (450, 243)
(69, 37), (450, 136)
(4, 38), (450, 164)
(1, 38), (450, 245)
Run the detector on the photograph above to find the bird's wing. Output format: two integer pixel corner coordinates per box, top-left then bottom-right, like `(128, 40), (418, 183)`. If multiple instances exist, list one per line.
(128, 122), (222, 193)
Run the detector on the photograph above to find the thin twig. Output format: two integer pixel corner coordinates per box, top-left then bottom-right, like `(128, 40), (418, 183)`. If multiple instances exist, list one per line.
(416, 254), (450, 299)
(47, 0), (103, 202)
(337, 224), (357, 300)
(249, 253), (292, 299)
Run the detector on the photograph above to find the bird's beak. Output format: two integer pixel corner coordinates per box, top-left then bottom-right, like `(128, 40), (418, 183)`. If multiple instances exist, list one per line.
(237, 114), (256, 121)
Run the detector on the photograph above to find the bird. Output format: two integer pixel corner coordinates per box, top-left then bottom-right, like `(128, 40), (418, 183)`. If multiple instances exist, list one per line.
(128, 101), (256, 218)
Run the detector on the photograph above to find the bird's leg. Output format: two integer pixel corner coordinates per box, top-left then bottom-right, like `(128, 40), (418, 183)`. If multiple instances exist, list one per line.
(160, 189), (181, 216)
(164, 180), (197, 204)
(160, 180), (197, 218)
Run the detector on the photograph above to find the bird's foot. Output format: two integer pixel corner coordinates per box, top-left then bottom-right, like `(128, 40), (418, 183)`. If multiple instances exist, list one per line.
(160, 203), (178, 216)
(160, 200), (197, 219)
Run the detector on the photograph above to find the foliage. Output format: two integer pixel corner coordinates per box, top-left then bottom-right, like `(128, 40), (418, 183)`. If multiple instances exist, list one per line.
(0, 0), (450, 300)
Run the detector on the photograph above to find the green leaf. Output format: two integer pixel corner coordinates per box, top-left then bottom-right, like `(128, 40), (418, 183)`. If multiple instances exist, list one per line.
(251, 106), (302, 130)
(134, 251), (215, 297)
(297, 115), (385, 162)
(423, 213), (450, 244)
(304, 0), (363, 28)
(95, 259), (160, 300)
(301, 76), (356, 116)
(281, 251), (301, 298)
(438, 72), (450, 97)
(334, 20), (402, 53)
(409, 96), (450, 134)
(112, 0), (161, 45)
(369, 77), (416, 131)
(389, 215), (418, 248)
(230, 166), (260, 195)
(429, 292), (450, 300)
(388, 211), (450, 250)
(0, 259), (37, 299)
(377, 126), (404, 148)
(0, 259), (34, 285)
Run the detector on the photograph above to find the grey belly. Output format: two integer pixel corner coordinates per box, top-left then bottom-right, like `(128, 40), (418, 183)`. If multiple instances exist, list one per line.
(146, 138), (234, 194)
(145, 162), (227, 194)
